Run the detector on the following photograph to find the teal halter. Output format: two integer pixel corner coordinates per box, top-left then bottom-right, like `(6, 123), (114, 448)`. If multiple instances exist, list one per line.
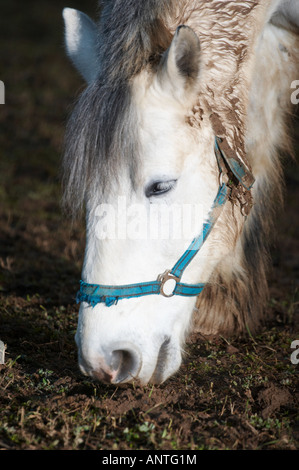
(76, 137), (254, 307)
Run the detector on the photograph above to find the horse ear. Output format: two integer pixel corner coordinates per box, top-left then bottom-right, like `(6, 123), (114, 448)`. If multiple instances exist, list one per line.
(62, 8), (99, 84)
(271, 0), (299, 34)
(159, 25), (201, 102)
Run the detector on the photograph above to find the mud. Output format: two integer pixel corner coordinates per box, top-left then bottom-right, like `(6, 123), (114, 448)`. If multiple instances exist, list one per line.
(0, 0), (298, 451)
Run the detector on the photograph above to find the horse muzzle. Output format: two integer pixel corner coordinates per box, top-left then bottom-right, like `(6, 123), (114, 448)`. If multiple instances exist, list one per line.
(77, 341), (143, 384)
(76, 335), (181, 385)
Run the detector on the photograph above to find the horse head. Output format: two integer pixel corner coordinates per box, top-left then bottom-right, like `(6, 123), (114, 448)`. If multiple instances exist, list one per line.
(62, 1), (299, 384)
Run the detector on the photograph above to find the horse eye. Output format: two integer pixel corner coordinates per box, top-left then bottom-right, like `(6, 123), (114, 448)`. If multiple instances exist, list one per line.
(145, 180), (177, 198)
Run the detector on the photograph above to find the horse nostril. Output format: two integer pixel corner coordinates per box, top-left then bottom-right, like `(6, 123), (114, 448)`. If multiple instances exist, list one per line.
(110, 343), (142, 384)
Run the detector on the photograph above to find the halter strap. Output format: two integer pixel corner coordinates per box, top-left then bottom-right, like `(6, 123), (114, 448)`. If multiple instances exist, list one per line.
(76, 137), (253, 307)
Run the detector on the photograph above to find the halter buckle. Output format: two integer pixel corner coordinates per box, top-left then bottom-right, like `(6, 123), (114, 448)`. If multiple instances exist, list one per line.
(157, 270), (180, 298)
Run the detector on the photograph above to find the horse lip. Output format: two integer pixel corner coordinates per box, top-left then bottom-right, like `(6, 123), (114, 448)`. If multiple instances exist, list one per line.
(92, 368), (115, 383)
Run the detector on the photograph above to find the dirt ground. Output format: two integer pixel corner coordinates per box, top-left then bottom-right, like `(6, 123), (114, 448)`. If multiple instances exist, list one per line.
(0, 0), (298, 451)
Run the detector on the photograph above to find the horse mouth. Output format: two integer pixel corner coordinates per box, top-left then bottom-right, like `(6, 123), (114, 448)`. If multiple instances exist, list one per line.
(77, 336), (179, 385)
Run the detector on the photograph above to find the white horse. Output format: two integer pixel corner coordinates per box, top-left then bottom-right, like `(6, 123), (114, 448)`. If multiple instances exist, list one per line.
(62, 0), (299, 385)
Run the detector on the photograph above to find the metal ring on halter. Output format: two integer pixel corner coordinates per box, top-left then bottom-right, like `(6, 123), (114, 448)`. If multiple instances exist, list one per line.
(157, 270), (180, 298)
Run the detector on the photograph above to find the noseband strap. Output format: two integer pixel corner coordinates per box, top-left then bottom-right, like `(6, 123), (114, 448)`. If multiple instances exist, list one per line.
(76, 137), (254, 307)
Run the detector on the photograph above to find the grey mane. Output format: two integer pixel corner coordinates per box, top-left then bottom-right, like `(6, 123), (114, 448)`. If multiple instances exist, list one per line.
(62, 0), (174, 216)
